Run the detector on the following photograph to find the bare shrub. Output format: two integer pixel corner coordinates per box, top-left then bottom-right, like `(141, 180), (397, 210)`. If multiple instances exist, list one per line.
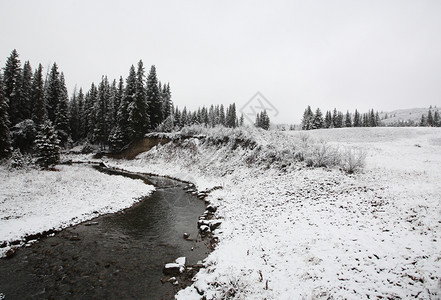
(340, 148), (366, 174)
(306, 141), (339, 168)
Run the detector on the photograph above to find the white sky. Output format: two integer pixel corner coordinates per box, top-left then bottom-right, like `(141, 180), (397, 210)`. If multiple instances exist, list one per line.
(1, 0), (441, 123)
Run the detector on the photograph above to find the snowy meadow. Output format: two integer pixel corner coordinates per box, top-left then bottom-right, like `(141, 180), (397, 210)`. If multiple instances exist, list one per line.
(106, 126), (441, 299)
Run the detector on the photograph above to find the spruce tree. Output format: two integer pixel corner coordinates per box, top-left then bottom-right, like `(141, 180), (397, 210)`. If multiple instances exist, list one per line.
(21, 61), (33, 120)
(353, 109), (361, 127)
(69, 89), (80, 142)
(146, 65), (161, 129)
(345, 110), (352, 127)
(34, 120), (60, 169)
(219, 104), (225, 126)
(324, 111), (332, 128)
(55, 73), (70, 146)
(434, 110), (440, 127)
(31, 64), (46, 125)
(427, 109), (434, 127)
(239, 113), (244, 127)
(95, 76), (111, 148)
(420, 114), (427, 126)
(0, 74), (12, 158)
(301, 106), (314, 130)
(84, 83), (98, 142)
(77, 88), (85, 139)
(45, 63), (61, 123)
(3, 49), (22, 126)
(312, 108), (324, 129)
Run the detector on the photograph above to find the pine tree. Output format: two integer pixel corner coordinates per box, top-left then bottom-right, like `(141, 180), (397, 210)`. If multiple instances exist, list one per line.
(427, 109), (434, 127)
(260, 110), (270, 130)
(69, 89), (80, 142)
(55, 73), (70, 146)
(345, 110), (352, 127)
(45, 63), (61, 123)
(127, 62), (149, 139)
(0, 74), (12, 158)
(77, 88), (85, 140)
(255, 112), (261, 128)
(302, 106), (314, 130)
(324, 111), (332, 128)
(226, 103), (237, 128)
(84, 83), (98, 141)
(94, 76), (111, 148)
(3, 49), (22, 126)
(31, 64), (46, 126)
(146, 65), (161, 129)
(21, 61), (33, 120)
(312, 108), (324, 129)
(354, 110), (361, 127)
(34, 120), (60, 169)
(420, 114), (427, 126)
(219, 104), (225, 126)
(434, 110), (440, 127)
(239, 113), (244, 127)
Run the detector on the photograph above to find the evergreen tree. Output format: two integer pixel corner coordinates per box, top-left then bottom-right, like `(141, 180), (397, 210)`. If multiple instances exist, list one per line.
(34, 120), (60, 169)
(427, 109), (434, 127)
(255, 112), (260, 127)
(324, 111), (332, 128)
(353, 109), (361, 127)
(219, 104), (225, 126)
(31, 64), (46, 126)
(226, 103), (237, 128)
(312, 108), (324, 129)
(127, 62), (149, 139)
(69, 89), (80, 142)
(344, 110), (352, 127)
(45, 63), (61, 123)
(434, 110), (440, 127)
(260, 110), (270, 130)
(3, 49), (22, 126)
(420, 114), (427, 126)
(239, 113), (244, 127)
(77, 88), (85, 139)
(146, 65), (161, 129)
(84, 83), (98, 141)
(55, 73), (70, 146)
(301, 106), (314, 130)
(332, 108), (338, 128)
(0, 74), (12, 158)
(95, 76), (112, 148)
(369, 109), (376, 127)
(21, 61), (33, 120)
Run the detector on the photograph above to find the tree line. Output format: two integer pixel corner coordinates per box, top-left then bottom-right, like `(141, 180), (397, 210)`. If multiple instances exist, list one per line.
(1, 49), (256, 167)
(301, 106), (381, 130)
(419, 107), (441, 127)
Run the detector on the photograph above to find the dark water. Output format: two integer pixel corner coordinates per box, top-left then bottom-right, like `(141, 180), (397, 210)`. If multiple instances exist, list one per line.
(0, 168), (209, 299)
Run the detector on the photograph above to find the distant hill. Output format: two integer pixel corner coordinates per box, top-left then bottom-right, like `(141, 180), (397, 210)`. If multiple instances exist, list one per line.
(379, 107), (440, 125)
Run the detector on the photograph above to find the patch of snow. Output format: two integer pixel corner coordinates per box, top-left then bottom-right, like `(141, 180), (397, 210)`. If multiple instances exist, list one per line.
(0, 164), (154, 257)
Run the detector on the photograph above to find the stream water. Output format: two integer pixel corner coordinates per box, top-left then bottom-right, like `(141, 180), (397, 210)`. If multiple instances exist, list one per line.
(0, 167), (209, 299)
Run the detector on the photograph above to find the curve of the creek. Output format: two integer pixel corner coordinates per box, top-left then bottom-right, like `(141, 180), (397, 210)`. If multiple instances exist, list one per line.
(0, 166), (210, 299)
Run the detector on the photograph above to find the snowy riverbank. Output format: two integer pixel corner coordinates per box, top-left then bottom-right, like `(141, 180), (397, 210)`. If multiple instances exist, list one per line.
(0, 164), (154, 257)
(105, 126), (441, 299)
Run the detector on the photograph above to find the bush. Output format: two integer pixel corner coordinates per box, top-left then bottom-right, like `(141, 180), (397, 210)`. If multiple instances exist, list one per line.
(340, 148), (366, 174)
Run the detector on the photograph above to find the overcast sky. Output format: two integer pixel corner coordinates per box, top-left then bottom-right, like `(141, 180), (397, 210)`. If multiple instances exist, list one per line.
(1, 0), (441, 123)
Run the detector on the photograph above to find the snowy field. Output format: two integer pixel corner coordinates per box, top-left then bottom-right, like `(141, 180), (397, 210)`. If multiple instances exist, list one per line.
(0, 164), (154, 257)
(105, 126), (441, 299)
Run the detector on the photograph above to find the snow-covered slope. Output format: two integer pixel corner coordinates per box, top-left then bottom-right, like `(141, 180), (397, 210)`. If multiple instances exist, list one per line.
(0, 164), (154, 257)
(106, 126), (441, 299)
(379, 107), (440, 125)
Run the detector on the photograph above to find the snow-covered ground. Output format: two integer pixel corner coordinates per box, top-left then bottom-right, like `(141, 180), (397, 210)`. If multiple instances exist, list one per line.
(0, 164), (154, 257)
(105, 126), (441, 299)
